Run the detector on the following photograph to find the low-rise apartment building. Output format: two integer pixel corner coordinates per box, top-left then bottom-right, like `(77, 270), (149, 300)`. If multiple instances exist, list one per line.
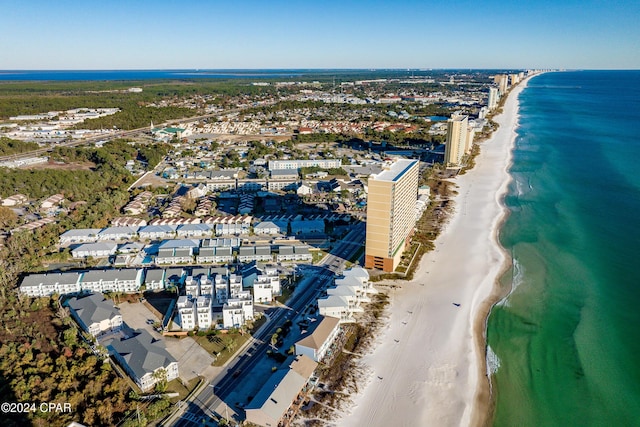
(79, 268), (143, 294)
(19, 272), (83, 297)
(66, 293), (123, 337)
(107, 330), (179, 392)
(295, 315), (341, 362)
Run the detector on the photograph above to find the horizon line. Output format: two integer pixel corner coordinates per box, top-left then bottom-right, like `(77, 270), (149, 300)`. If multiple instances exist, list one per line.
(1, 67), (552, 72)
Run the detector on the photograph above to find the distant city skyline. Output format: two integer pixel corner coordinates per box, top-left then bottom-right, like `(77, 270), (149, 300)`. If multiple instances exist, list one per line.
(2, 0), (639, 70)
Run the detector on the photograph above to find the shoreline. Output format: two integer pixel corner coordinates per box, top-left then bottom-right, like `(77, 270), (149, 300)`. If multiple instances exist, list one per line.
(469, 77), (532, 427)
(335, 78), (532, 427)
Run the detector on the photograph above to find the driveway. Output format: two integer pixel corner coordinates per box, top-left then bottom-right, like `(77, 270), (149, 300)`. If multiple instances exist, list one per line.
(117, 301), (216, 381)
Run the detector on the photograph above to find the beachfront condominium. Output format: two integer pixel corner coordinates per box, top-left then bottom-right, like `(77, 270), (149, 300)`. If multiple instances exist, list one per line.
(494, 74), (509, 95)
(365, 159), (419, 272)
(444, 112), (470, 167)
(464, 126), (475, 155)
(488, 87), (499, 111)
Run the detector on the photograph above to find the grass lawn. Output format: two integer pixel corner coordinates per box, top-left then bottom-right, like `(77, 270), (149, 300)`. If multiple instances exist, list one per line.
(312, 250), (326, 264)
(276, 285), (294, 305)
(193, 332), (251, 367)
(166, 377), (200, 403)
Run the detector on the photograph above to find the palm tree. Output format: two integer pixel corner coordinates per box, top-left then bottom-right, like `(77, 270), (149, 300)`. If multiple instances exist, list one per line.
(152, 368), (168, 393)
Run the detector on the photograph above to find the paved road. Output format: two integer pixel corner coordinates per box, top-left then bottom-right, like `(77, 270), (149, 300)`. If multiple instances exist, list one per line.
(169, 222), (366, 426)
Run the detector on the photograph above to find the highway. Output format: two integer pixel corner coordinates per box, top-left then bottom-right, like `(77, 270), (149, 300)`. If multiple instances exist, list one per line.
(169, 221), (366, 426)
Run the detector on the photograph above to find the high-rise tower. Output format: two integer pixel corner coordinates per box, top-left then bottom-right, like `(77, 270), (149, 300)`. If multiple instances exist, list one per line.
(444, 113), (469, 167)
(365, 159), (419, 272)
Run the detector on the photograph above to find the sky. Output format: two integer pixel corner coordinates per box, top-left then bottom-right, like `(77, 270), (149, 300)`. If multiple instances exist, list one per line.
(1, 0), (639, 70)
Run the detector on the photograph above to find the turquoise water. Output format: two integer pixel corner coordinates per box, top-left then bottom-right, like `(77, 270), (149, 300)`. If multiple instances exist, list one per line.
(487, 71), (640, 426)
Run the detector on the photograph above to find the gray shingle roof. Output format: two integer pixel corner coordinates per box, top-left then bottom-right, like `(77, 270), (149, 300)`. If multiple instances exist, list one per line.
(144, 269), (165, 283)
(199, 247), (215, 256)
(255, 246), (271, 256)
(67, 293), (119, 325)
(60, 228), (102, 238)
(239, 246), (254, 256)
(279, 246), (294, 256)
(139, 225), (176, 234)
(80, 268), (140, 283)
(98, 226), (139, 236)
(108, 329), (177, 380)
(20, 272), (82, 288)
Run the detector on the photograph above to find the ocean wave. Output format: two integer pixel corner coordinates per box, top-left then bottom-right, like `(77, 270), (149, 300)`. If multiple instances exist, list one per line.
(515, 178), (525, 197)
(514, 177), (534, 197)
(497, 256), (524, 308)
(486, 345), (501, 375)
(511, 257), (524, 293)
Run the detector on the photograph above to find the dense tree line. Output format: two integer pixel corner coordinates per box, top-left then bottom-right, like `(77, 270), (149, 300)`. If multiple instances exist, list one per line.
(0, 79), (278, 120)
(0, 264), (169, 427)
(74, 104), (195, 131)
(362, 128), (445, 146)
(245, 140), (277, 162)
(0, 140), (171, 228)
(0, 141), (135, 201)
(0, 140), (177, 426)
(0, 137), (39, 156)
(137, 142), (171, 168)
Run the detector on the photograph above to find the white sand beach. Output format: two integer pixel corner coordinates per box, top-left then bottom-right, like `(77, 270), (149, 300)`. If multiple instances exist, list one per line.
(336, 79), (530, 427)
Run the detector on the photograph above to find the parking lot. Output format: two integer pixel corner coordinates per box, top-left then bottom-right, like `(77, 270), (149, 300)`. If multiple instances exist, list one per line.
(117, 301), (216, 382)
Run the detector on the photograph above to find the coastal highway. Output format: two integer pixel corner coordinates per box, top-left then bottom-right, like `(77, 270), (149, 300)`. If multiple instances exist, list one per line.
(170, 222), (366, 426)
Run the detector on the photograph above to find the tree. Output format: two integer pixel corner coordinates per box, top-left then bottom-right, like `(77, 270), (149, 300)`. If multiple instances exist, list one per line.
(152, 368), (168, 393)
(223, 336), (236, 354)
(0, 206), (18, 229)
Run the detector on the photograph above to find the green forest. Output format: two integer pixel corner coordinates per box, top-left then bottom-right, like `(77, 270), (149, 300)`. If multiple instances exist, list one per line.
(0, 293), (171, 427)
(0, 139), (175, 426)
(0, 257), (172, 427)
(0, 140), (169, 203)
(0, 137), (39, 156)
(0, 79), (278, 120)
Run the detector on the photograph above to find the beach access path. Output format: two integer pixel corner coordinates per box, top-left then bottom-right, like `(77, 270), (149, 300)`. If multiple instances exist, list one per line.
(335, 79), (530, 427)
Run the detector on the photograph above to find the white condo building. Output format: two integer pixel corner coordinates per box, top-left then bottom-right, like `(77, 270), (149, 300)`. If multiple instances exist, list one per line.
(488, 86), (499, 111)
(268, 159), (342, 171)
(317, 267), (376, 323)
(444, 112), (471, 167)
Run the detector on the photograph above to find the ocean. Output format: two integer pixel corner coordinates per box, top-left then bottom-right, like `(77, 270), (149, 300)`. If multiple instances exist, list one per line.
(0, 69), (309, 81)
(0, 69), (431, 82)
(487, 71), (640, 426)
